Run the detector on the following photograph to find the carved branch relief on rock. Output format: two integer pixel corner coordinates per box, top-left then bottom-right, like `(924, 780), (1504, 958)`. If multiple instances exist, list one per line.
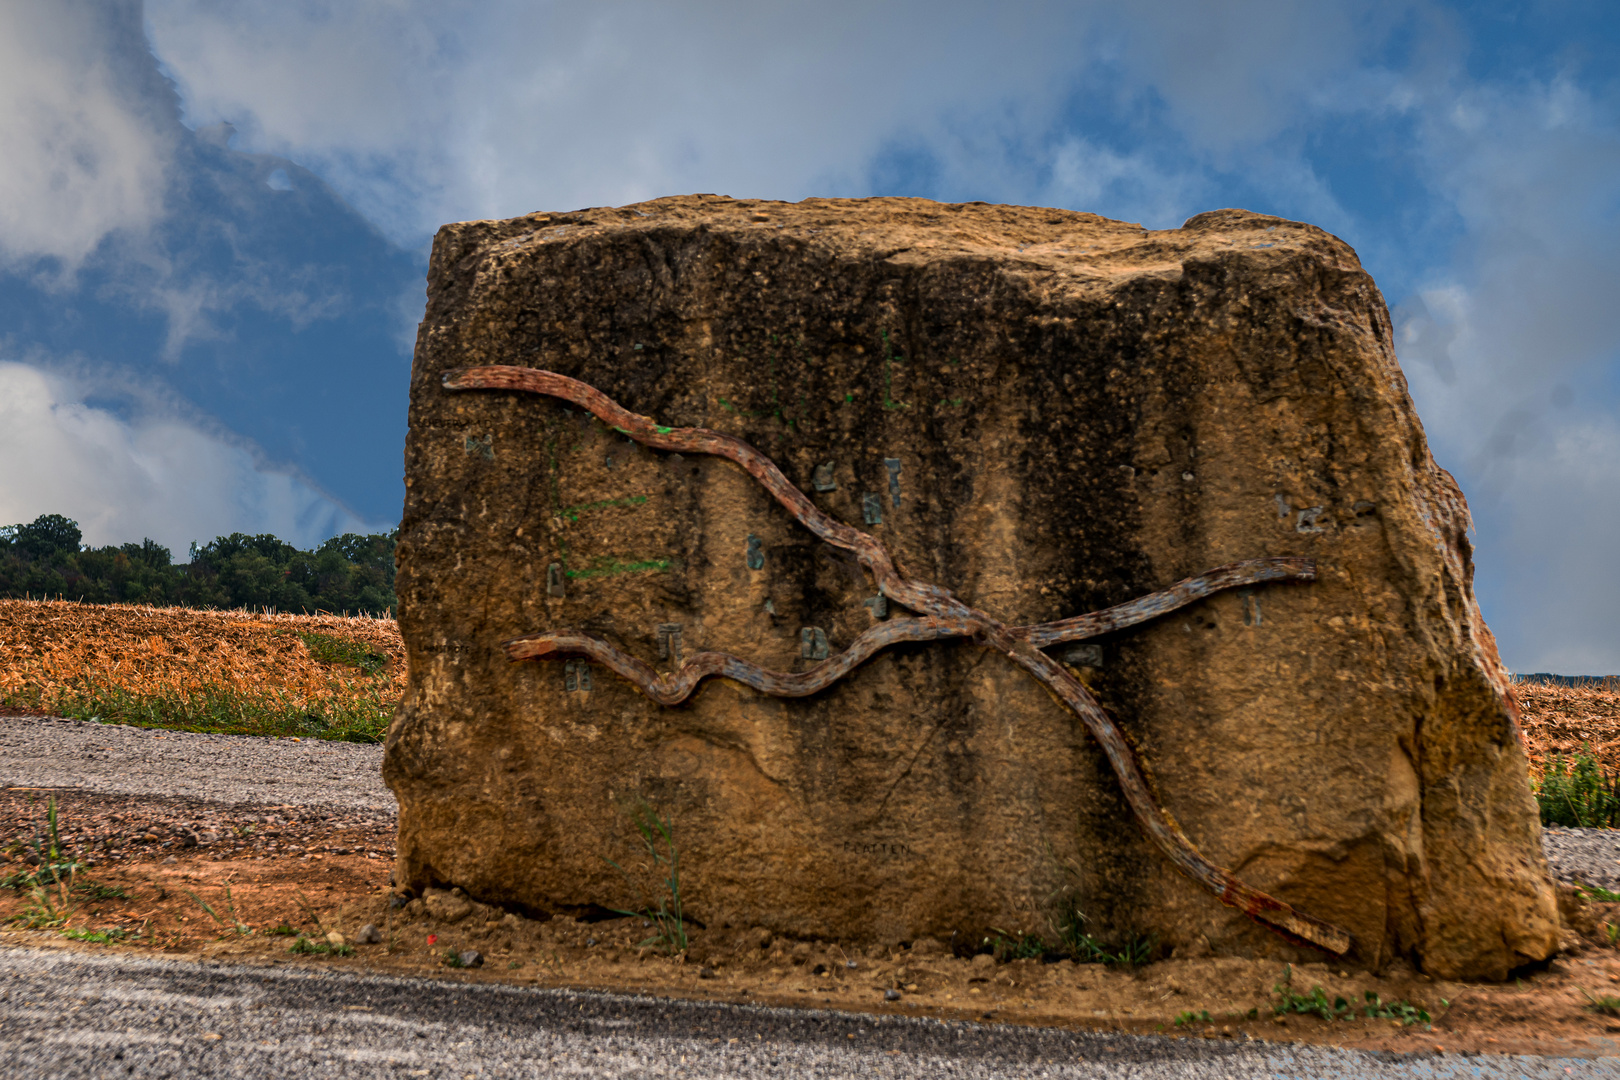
(443, 363), (1354, 957)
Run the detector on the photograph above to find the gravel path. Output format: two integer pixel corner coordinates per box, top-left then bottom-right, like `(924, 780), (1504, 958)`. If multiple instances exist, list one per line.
(0, 715), (390, 814)
(0, 946), (1612, 1080)
(2, 715), (1617, 889)
(1542, 828), (1620, 891)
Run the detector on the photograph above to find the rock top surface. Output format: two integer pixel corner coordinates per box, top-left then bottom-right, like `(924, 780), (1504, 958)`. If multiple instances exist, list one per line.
(387, 194), (1557, 979)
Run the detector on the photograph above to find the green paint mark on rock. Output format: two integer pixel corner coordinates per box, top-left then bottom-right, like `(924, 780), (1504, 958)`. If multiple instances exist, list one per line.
(566, 557), (678, 580)
(561, 495), (649, 522)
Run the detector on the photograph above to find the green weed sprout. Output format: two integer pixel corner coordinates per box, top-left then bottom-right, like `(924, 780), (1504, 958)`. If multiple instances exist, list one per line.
(604, 800), (687, 954)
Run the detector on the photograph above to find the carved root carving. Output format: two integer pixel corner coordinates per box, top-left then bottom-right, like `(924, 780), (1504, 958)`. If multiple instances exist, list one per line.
(443, 364), (1353, 957)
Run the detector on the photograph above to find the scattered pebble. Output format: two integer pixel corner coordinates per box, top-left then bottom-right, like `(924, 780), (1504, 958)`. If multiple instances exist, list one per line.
(458, 950), (484, 968)
(355, 924), (382, 945)
(1542, 827), (1620, 891)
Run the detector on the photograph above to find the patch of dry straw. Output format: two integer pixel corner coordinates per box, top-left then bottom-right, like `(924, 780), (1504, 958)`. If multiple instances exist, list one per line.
(1514, 680), (1620, 775)
(0, 599), (405, 714)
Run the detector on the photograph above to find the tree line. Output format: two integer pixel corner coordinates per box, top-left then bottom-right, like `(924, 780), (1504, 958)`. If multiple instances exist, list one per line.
(0, 514), (396, 616)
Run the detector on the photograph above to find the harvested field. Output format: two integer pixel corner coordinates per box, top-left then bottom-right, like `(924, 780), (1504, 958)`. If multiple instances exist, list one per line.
(0, 600), (405, 742)
(1516, 681), (1620, 775)
(3, 598), (1620, 769)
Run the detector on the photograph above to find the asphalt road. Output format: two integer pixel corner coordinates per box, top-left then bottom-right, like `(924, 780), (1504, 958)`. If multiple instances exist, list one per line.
(2, 946), (1614, 1080)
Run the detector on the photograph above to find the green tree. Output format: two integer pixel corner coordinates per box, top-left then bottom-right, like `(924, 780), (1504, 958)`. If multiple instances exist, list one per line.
(0, 517), (395, 615)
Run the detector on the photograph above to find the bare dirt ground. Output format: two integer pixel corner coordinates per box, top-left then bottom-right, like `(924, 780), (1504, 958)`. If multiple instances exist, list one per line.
(3, 789), (1620, 1063)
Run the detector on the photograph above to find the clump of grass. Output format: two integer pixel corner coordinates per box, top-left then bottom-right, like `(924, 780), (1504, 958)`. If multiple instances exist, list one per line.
(1362, 991), (1434, 1026)
(185, 886), (252, 937)
(1535, 748), (1620, 828)
(62, 926), (130, 944)
(604, 800), (687, 954)
(1583, 989), (1620, 1017)
(298, 631), (388, 676)
(1050, 894), (1155, 966)
(266, 922), (300, 937)
(1578, 882), (1620, 903)
(287, 934), (352, 957)
(1, 795), (82, 891)
(74, 882), (129, 901)
(1173, 1009), (1212, 1027)
(1270, 966), (1432, 1026)
(984, 929), (1046, 962)
(2, 797), (131, 933)
(15, 876), (76, 929)
(21, 678), (395, 744)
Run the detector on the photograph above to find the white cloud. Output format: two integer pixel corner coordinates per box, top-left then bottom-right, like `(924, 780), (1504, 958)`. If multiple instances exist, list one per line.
(142, 0), (1399, 242)
(0, 1), (175, 268)
(1389, 73), (1620, 669)
(141, 1), (1116, 238)
(0, 361), (383, 555)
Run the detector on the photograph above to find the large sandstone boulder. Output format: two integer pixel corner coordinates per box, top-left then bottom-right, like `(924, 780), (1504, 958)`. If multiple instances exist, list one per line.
(385, 195), (1558, 979)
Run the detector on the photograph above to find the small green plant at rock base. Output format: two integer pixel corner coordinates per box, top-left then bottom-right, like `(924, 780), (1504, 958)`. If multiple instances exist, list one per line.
(266, 922), (299, 937)
(1273, 982), (1355, 1022)
(1173, 1010), (1212, 1027)
(1270, 967), (1432, 1027)
(440, 949), (466, 968)
(287, 934), (352, 957)
(1535, 749), (1620, 828)
(604, 800), (687, 954)
(1362, 991), (1433, 1026)
(985, 929), (1045, 961)
(1047, 856), (1155, 966)
(62, 926), (129, 945)
(1055, 911), (1155, 967)
(1579, 882), (1620, 903)
(1583, 989), (1620, 1017)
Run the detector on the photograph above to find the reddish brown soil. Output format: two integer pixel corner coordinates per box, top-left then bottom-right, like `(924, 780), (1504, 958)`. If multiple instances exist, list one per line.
(3, 790), (1619, 1060)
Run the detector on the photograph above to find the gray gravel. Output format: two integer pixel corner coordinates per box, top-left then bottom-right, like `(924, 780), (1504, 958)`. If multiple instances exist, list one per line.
(1542, 828), (1620, 892)
(0, 946), (1613, 1079)
(0, 715), (390, 814)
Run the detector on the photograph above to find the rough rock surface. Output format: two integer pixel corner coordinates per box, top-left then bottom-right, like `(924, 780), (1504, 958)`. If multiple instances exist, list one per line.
(386, 195), (1557, 980)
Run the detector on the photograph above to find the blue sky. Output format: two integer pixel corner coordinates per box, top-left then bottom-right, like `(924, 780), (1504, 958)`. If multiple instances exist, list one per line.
(1, 1), (1618, 673)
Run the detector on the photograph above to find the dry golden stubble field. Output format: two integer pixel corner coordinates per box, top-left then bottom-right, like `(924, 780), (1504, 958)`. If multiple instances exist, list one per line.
(0, 599), (405, 741)
(1516, 681), (1620, 775)
(1, 597), (1613, 767)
